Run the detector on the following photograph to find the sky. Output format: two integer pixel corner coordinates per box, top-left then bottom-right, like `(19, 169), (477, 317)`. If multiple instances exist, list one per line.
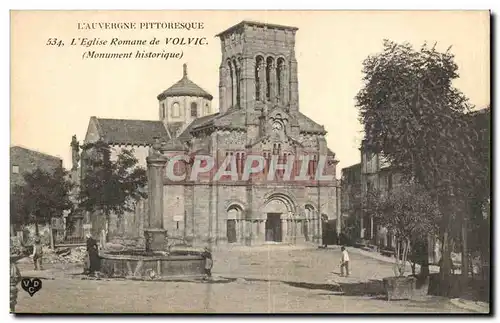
(10, 10), (490, 173)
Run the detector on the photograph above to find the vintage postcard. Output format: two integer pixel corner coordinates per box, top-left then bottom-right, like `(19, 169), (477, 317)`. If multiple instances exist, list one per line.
(9, 10), (490, 314)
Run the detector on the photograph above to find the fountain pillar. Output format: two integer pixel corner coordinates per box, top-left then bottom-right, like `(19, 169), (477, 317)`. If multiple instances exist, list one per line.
(145, 148), (169, 252)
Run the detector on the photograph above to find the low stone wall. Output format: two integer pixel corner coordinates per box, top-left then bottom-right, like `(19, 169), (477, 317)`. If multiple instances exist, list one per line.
(100, 252), (206, 279)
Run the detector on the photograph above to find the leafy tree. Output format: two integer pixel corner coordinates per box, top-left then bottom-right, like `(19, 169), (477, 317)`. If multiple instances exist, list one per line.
(366, 182), (440, 277)
(355, 40), (480, 293)
(10, 166), (74, 235)
(466, 108), (491, 273)
(78, 141), (148, 239)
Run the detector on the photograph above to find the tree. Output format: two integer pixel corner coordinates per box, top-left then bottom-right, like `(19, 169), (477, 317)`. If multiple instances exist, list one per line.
(78, 141), (148, 240)
(366, 182), (440, 277)
(10, 166), (74, 235)
(355, 40), (480, 294)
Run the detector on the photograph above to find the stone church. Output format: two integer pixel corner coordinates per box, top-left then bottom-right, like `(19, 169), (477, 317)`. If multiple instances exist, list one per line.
(79, 21), (341, 246)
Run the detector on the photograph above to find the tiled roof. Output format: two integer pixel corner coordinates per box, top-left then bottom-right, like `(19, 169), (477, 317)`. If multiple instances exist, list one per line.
(157, 64), (213, 101)
(297, 112), (326, 134)
(95, 118), (169, 146)
(10, 146), (62, 163)
(177, 113), (221, 141)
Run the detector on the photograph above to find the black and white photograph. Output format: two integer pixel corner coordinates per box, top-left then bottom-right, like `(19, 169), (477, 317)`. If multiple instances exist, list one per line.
(8, 9), (491, 314)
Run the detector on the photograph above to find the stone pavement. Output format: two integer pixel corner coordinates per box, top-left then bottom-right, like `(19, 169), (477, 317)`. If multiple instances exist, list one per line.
(12, 245), (480, 313)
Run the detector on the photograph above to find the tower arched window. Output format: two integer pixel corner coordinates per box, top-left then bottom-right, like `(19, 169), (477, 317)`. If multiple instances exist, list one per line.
(277, 58), (285, 103)
(228, 60), (234, 108)
(190, 102), (198, 117)
(255, 56), (264, 101)
(266, 57), (274, 101)
(233, 58), (241, 108)
(171, 102), (180, 118)
(205, 103), (210, 115)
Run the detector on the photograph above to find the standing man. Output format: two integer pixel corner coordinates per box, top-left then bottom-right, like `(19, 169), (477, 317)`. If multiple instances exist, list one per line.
(31, 236), (43, 271)
(340, 246), (350, 277)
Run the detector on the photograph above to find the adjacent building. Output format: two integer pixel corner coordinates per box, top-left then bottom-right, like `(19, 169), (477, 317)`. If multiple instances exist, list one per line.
(10, 146), (63, 187)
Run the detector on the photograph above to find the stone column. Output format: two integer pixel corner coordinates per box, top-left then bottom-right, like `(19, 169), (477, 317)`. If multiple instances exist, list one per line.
(235, 219), (240, 243)
(283, 66), (289, 105)
(226, 63), (233, 111)
(295, 219), (305, 244)
(259, 220), (266, 242)
(145, 148), (168, 252)
(240, 220), (245, 244)
(270, 62), (277, 104)
(253, 220), (259, 243)
(259, 59), (266, 102)
(219, 64), (227, 114)
(281, 218), (287, 243)
(231, 61), (237, 108)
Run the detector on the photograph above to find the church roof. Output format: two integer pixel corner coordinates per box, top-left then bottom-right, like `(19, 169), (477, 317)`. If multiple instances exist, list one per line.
(297, 113), (326, 134)
(93, 117), (169, 146)
(157, 64), (213, 101)
(177, 113), (221, 141)
(179, 109), (326, 140)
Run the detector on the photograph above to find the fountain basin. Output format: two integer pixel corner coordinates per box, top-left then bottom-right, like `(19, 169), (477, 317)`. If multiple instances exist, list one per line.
(99, 249), (206, 280)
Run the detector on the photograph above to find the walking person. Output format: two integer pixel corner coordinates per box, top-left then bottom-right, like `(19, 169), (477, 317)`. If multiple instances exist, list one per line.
(340, 246), (350, 277)
(86, 233), (101, 277)
(31, 236), (43, 271)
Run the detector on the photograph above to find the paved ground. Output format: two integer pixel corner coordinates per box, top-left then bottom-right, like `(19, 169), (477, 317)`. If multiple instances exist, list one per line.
(14, 245), (476, 313)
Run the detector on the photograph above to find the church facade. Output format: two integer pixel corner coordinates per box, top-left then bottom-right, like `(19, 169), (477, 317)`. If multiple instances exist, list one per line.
(81, 21), (340, 246)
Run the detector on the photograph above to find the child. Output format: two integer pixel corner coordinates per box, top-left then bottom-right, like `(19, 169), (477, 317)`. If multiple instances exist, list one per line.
(31, 237), (43, 271)
(340, 246), (349, 277)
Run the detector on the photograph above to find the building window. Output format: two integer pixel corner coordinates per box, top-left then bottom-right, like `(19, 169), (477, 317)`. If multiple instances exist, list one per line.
(255, 55), (264, 101)
(205, 104), (210, 115)
(277, 58), (285, 102)
(190, 102), (198, 117)
(171, 102), (180, 118)
(266, 57), (274, 101)
(12, 165), (19, 174)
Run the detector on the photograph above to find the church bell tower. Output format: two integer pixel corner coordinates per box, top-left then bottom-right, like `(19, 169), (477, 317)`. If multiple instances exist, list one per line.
(216, 21), (300, 142)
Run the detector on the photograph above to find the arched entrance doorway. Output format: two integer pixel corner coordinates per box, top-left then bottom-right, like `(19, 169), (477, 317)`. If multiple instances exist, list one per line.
(226, 204), (243, 243)
(262, 193), (297, 243)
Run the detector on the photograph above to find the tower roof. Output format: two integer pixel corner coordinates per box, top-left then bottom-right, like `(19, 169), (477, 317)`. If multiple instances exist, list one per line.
(157, 64), (213, 101)
(216, 20), (298, 38)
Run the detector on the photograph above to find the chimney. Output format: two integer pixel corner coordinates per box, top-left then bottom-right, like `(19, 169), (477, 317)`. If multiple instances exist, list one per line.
(183, 63), (188, 78)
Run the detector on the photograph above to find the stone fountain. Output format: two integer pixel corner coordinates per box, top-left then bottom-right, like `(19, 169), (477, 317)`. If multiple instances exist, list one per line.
(99, 139), (206, 280)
